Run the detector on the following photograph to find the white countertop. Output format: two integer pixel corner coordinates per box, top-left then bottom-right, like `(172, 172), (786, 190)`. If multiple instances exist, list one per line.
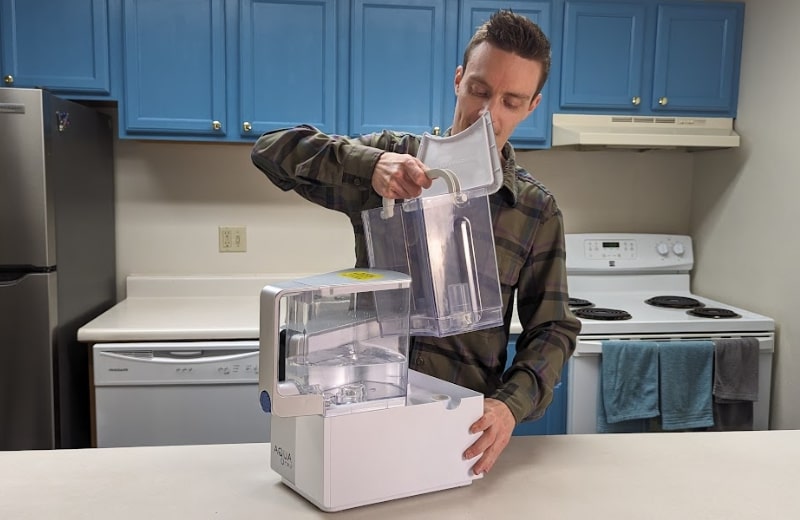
(78, 275), (523, 342)
(1, 431), (798, 519)
(77, 274), (307, 342)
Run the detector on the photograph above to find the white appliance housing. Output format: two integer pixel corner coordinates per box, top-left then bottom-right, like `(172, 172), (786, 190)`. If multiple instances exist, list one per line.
(552, 113), (741, 149)
(564, 234), (775, 434)
(260, 271), (483, 512)
(269, 370), (482, 511)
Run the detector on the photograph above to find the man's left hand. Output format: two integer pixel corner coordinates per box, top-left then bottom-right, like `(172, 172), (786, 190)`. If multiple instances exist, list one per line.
(463, 398), (515, 476)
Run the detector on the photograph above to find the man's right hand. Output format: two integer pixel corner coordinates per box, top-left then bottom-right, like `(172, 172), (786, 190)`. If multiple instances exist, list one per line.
(371, 152), (432, 200)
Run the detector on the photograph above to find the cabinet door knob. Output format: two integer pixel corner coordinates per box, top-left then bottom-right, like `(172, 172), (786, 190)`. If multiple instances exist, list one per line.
(658, 96), (669, 106)
(3, 75), (13, 85)
(631, 96), (641, 106)
(432, 126), (441, 136)
(242, 121), (252, 132)
(212, 120), (222, 131)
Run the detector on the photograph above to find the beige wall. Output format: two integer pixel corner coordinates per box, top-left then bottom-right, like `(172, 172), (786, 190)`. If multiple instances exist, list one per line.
(520, 150), (693, 234)
(115, 139), (356, 292)
(691, 0), (799, 429)
(114, 141), (694, 299)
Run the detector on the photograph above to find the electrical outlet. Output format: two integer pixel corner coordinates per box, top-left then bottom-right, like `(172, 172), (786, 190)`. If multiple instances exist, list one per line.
(219, 226), (247, 252)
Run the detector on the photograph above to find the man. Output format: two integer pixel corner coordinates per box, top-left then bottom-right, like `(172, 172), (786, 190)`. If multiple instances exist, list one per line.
(251, 10), (580, 475)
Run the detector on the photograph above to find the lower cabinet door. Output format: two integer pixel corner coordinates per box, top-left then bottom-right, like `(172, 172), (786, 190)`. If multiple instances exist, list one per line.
(507, 336), (568, 436)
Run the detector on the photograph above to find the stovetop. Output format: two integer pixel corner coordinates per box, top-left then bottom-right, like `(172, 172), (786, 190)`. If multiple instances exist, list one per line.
(567, 289), (775, 335)
(564, 233), (775, 336)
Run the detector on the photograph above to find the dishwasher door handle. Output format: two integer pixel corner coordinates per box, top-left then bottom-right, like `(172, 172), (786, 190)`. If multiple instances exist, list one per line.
(98, 350), (258, 364)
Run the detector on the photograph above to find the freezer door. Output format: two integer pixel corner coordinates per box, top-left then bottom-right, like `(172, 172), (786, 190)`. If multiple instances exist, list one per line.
(0, 272), (58, 449)
(0, 88), (54, 268)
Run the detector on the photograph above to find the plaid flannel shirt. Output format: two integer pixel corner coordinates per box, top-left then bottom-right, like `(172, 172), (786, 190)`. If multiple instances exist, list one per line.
(251, 126), (580, 423)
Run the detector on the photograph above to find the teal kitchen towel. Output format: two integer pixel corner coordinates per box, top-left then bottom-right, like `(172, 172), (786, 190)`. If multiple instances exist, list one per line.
(597, 341), (660, 432)
(658, 341), (715, 430)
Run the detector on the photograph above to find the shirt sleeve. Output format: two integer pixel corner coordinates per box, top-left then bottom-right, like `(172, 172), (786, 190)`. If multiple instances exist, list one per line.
(250, 125), (423, 217)
(490, 199), (581, 423)
(250, 125), (384, 216)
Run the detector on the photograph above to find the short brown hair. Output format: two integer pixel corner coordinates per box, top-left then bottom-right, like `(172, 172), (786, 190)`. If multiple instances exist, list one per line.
(462, 9), (551, 97)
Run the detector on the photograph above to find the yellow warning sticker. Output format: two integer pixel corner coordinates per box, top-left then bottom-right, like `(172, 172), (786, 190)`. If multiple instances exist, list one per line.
(339, 271), (382, 281)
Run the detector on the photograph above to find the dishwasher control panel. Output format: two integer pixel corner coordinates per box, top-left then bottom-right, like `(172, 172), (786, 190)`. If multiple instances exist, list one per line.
(93, 341), (260, 385)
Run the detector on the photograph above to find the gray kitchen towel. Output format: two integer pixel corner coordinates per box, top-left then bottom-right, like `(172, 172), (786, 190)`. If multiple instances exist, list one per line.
(710, 397), (754, 431)
(709, 337), (760, 431)
(713, 337), (759, 401)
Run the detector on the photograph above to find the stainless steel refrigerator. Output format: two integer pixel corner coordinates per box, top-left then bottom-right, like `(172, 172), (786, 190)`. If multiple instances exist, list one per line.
(0, 88), (116, 450)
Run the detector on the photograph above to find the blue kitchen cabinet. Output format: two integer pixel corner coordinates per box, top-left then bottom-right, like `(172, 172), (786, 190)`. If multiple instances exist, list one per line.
(0, 0), (111, 96)
(651, 3), (743, 114)
(456, 0), (553, 148)
(238, 0), (343, 138)
(506, 335), (568, 436)
(349, 0), (456, 136)
(559, 1), (647, 111)
(121, 0), (229, 137)
(558, 1), (744, 117)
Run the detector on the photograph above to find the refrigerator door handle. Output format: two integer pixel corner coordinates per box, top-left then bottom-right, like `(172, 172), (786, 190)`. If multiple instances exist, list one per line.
(0, 269), (54, 285)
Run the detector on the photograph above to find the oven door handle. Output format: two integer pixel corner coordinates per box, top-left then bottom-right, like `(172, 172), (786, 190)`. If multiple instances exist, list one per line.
(574, 340), (603, 356)
(573, 336), (774, 357)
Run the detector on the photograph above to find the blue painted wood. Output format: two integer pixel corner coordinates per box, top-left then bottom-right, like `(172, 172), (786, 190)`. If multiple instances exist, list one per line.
(122, 0), (228, 136)
(0, 0), (110, 94)
(350, 0), (450, 136)
(558, 0), (744, 117)
(239, 0), (339, 138)
(651, 3), (743, 114)
(506, 336), (568, 436)
(458, 0), (552, 148)
(560, 1), (646, 110)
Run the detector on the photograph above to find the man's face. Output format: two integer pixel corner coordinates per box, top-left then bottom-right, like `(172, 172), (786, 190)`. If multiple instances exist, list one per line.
(452, 41), (543, 152)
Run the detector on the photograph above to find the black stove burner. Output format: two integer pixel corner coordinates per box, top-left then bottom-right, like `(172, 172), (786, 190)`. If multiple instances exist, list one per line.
(645, 295), (704, 309)
(687, 307), (741, 319)
(568, 297), (594, 308)
(574, 307), (632, 321)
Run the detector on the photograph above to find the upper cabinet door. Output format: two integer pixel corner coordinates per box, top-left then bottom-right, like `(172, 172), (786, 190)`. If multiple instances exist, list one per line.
(122, 0), (228, 137)
(458, 0), (552, 146)
(560, 1), (646, 111)
(239, 0), (339, 138)
(651, 3), (743, 114)
(0, 0), (110, 94)
(350, 0), (453, 136)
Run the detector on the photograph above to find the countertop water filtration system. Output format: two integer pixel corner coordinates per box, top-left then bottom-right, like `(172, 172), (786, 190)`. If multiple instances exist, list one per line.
(259, 270), (484, 511)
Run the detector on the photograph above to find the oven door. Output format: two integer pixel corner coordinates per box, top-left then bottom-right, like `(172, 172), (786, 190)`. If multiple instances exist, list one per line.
(566, 333), (775, 434)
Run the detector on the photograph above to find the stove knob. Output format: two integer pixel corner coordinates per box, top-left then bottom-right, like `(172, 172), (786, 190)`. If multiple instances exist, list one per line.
(672, 242), (685, 256)
(656, 242), (670, 256)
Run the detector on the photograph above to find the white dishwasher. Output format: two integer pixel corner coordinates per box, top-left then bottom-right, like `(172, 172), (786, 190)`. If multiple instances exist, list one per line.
(92, 341), (269, 447)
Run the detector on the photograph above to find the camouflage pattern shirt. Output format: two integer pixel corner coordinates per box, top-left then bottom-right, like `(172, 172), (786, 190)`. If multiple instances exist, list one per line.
(251, 126), (581, 423)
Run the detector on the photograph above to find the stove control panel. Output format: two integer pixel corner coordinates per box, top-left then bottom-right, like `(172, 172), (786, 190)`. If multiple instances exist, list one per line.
(566, 233), (693, 272)
(583, 239), (637, 260)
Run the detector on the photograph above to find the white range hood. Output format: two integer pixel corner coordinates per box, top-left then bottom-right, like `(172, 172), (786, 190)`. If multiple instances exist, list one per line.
(551, 113), (741, 150)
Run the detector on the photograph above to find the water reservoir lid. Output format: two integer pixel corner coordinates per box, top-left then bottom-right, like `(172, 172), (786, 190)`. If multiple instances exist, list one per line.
(417, 111), (503, 197)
